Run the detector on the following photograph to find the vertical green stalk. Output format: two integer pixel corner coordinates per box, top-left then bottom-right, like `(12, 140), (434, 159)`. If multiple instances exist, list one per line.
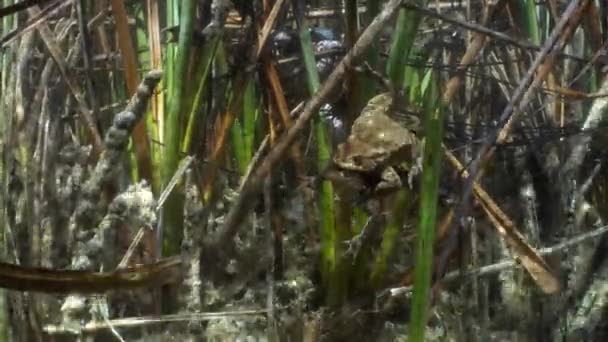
(241, 79), (257, 163)
(162, 0), (195, 256)
(374, 0), (426, 296)
(299, 27), (321, 92)
(405, 64), (421, 103)
(164, 0), (178, 102)
(231, 79), (258, 173)
(231, 119), (246, 173)
(181, 35), (221, 154)
(360, 0), (380, 104)
(386, 2), (424, 89)
(344, 0), (365, 114)
(370, 189), (411, 288)
(409, 70), (443, 342)
(134, 5), (150, 67)
(297, 15), (340, 304)
(518, 0), (540, 45)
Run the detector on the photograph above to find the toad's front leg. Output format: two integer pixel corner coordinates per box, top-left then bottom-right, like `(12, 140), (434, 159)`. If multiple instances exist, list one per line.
(375, 166), (402, 195)
(407, 154), (423, 189)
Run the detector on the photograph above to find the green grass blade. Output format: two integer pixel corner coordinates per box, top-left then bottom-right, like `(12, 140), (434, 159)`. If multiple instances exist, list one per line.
(386, 4), (424, 89)
(370, 189), (412, 288)
(164, 0), (178, 101)
(231, 79), (258, 173)
(518, 0), (540, 44)
(181, 34), (221, 154)
(409, 69), (443, 342)
(242, 79), (258, 163)
(296, 14), (340, 303)
(162, 0), (195, 256)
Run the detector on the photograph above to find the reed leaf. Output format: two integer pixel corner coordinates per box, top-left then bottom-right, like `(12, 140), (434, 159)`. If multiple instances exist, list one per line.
(409, 68), (443, 342)
(162, 0), (195, 255)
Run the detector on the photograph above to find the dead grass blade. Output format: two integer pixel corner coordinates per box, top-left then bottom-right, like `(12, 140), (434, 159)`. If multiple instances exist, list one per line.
(444, 147), (560, 294)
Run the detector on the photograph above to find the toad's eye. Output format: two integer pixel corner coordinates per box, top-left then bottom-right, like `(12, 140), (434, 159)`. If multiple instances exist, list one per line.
(352, 156), (364, 165)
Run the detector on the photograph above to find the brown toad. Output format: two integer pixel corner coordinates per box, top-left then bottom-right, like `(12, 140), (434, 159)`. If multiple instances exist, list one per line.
(328, 92), (422, 199)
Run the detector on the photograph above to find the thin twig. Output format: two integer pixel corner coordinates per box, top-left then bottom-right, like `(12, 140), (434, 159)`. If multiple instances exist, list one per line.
(388, 223), (608, 297)
(44, 310), (268, 334)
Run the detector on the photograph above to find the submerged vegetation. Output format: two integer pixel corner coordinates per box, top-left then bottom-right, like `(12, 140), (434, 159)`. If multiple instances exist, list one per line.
(1, 0), (608, 340)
